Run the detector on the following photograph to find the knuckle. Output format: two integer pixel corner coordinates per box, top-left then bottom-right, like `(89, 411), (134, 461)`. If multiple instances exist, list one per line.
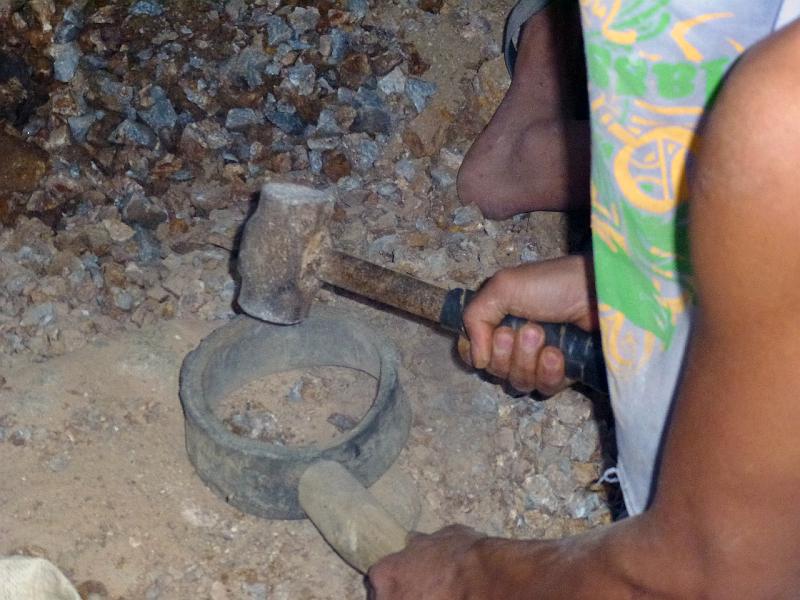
(367, 562), (395, 591)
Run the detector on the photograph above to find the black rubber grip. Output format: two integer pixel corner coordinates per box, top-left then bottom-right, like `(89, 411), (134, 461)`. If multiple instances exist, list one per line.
(440, 288), (608, 395)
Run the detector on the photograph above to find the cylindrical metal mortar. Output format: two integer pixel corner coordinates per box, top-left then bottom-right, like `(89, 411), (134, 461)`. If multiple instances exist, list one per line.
(179, 307), (410, 520)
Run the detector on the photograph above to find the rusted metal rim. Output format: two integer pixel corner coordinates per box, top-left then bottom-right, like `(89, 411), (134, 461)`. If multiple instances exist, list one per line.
(179, 307), (410, 520)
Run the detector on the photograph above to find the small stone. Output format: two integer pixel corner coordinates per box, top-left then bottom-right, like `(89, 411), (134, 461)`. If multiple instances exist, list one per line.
(394, 159), (418, 181)
(225, 108), (264, 130)
(224, 0), (245, 22)
(129, 0), (163, 16)
(0, 131), (48, 194)
(102, 218), (135, 243)
(243, 582), (268, 600)
(430, 166), (455, 188)
(378, 67), (407, 95)
(523, 474), (560, 513)
(288, 6), (320, 33)
(10, 427), (32, 446)
(376, 182), (400, 199)
(569, 421), (599, 462)
(475, 56), (511, 121)
(452, 205), (483, 228)
(328, 29), (349, 64)
(30, 0), (56, 32)
(327, 412), (358, 433)
(370, 49), (403, 76)
(113, 289), (134, 311)
(47, 452), (71, 472)
(346, 138), (380, 172)
(367, 234), (399, 262)
(76, 580), (108, 600)
(554, 392), (592, 424)
(266, 110), (305, 136)
(352, 107), (391, 135)
(439, 148), (464, 170)
(338, 53), (371, 89)
(138, 86), (177, 131)
(308, 149), (323, 173)
(135, 226), (162, 264)
(287, 380), (304, 403)
(520, 244), (538, 263)
(420, 248), (448, 279)
(222, 42), (269, 90)
(67, 111), (103, 143)
(50, 42), (81, 82)
(179, 119), (233, 158)
(322, 151), (351, 182)
(54, 5), (85, 43)
(20, 302), (55, 327)
(286, 63), (316, 96)
(543, 418), (572, 447)
(265, 15), (292, 45)
(346, 0), (368, 19)
(121, 195), (168, 229)
(405, 78), (438, 112)
(565, 490), (602, 519)
(91, 74), (134, 114)
(108, 119), (157, 148)
(418, 0), (444, 13)
(404, 110), (447, 157)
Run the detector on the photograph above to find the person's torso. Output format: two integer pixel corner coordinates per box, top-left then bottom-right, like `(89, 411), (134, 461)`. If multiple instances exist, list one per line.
(581, 0), (795, 514)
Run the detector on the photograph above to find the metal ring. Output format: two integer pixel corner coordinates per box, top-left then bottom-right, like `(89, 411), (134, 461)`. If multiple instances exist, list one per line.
(180, 307), (410, 520)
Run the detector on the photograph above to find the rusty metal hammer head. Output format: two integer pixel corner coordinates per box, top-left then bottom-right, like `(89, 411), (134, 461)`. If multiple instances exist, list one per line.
(237, 182), (335, 324)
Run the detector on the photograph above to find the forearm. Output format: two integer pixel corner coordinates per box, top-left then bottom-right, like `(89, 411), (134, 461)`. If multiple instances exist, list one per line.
(472, 515), (705, 599)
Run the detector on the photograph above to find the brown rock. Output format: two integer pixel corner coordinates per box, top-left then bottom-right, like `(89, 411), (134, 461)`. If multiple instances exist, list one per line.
(0, 130), (48, 194)
(322, 150), (351, 182)
(179, 119), (233, 161)
(338, 53), (371, 89)
(290, 93), (323, 123)
(76, 580), (109, 599)
(404, 108), (450, 158)
(269, 151), (292, 173)
(418, 0), (444, 13)
(475, 56), (511, 122)
(168, 218), (190, 235)
(405, 47), (430, 76)
(370, 49), (403, 76)
(102, 262), (126, 288)
(401, 129), (426, 159)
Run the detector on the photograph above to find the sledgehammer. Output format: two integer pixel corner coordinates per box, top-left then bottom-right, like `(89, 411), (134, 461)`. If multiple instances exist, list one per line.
(237, 182), (607, 394)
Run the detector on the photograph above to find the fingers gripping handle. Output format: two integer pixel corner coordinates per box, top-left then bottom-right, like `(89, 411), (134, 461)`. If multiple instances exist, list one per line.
(440, 289), (609, 395)
(299, 461), (409, 574)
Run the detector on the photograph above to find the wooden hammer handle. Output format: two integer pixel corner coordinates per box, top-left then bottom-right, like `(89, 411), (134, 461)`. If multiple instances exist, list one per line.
(298, 461), (409, 574)
(321, 251), (608, 394)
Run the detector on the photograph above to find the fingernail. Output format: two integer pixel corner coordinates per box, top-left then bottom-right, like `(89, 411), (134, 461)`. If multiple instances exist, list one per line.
(521, 326), (542, 350)
(495, 332), (513, 352)
(543, 350), (559, 369)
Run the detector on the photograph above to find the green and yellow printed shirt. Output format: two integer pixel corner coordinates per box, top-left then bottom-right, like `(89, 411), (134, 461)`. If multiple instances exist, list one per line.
(581, 0), (796, 513)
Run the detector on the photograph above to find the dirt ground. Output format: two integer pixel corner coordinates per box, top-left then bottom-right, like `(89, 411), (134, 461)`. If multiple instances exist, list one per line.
(0, 291), (609, 599)
(0, 1), (613, 598)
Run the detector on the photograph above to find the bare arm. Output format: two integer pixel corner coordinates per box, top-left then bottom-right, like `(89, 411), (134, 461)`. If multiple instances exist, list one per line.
(370, 20), (800, 599)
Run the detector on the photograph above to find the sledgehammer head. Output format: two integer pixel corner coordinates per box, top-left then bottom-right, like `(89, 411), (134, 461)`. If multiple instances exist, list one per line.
(237, 182), (335, 324)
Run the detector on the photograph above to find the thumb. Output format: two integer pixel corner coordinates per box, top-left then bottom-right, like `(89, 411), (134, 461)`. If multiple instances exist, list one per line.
(462, 274), (514, 370)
